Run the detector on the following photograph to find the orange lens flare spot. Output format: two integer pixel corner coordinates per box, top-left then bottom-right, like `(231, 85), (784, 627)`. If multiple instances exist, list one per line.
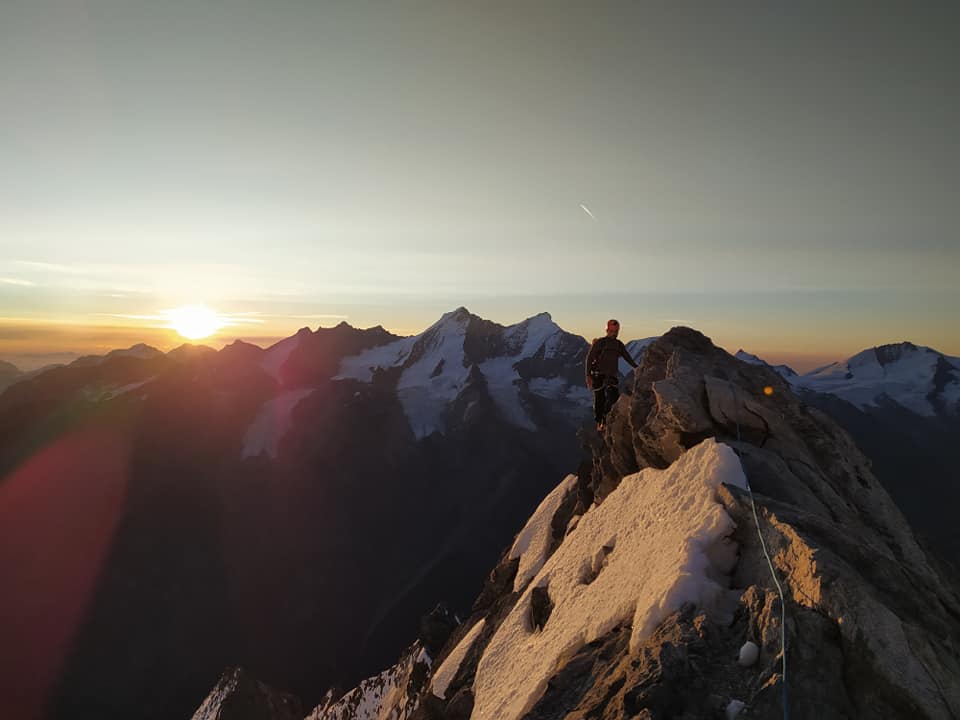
(763, 386), (774, 396)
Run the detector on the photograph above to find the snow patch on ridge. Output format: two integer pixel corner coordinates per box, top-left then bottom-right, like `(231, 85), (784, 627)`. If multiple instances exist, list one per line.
(509, 474), (578, 592)
(472, 439), (747, 720)
(104, 378), (153, 400)
(430, 619), (486, 700)
(337, 336), (418, 383)
(242, 389), (315, 458)
(307, 643), (429, 720)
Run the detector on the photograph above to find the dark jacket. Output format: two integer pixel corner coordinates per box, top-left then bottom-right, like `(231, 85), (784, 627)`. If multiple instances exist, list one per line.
(586, 336), (637, 386)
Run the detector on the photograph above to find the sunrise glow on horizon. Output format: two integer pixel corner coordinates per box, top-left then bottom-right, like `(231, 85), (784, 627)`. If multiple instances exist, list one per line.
(1, 3), (957, 372)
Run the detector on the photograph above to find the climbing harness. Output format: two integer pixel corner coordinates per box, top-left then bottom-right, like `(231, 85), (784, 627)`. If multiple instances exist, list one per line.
(728, 381), (790, 720)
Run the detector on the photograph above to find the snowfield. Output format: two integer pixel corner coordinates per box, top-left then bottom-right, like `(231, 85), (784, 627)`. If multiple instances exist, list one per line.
(471, 438), (748, 720)
(241, 388), (315, 458)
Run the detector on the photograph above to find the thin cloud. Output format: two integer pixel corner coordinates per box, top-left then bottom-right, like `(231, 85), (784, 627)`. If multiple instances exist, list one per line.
(100, 313), (163, 321)
(1, 277), (36, 287)
(220, 316), (265, 326)
(98, 311), (265, 326)
(226, 311), (349, 321)
(14, 260), (81, 273)
(283, 313), (349, 320)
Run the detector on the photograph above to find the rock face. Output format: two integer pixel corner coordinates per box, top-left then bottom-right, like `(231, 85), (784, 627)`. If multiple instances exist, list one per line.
(799, 389), (960, 567)
(590, 327), (960, 718)
(735, 344), (960, 566)
(326, 327), (960, 720)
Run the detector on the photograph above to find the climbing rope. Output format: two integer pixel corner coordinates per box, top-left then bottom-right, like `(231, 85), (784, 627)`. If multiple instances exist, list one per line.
(728, 381), (789, 720)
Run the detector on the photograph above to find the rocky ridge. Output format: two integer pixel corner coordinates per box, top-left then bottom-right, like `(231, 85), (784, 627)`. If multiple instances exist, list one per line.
(258, 326), (960, 720)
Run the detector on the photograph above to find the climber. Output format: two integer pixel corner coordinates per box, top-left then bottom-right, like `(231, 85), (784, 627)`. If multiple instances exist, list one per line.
(585, 318), (638, 430)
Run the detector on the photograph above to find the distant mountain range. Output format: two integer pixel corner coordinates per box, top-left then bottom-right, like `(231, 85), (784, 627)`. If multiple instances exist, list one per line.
(7, 328), (957, 421)
(0, 308), (597, 720)
(2, 311), (958, 720)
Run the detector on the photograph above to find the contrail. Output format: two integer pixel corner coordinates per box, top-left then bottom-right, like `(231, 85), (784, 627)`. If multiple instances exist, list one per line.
(579, 203), (597, 221)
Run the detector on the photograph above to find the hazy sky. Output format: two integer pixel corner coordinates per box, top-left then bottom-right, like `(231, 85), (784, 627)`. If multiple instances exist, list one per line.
(1, 1), (958, 370)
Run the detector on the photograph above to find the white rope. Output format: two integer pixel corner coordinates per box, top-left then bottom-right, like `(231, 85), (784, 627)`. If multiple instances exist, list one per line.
(729, 381), (789, 720)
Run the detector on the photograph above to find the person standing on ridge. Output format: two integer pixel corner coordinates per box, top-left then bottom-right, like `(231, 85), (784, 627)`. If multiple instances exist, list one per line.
(585, 319), (638, 430)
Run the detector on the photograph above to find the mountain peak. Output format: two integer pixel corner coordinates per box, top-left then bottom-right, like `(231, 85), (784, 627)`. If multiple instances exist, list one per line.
(873, 341), (923, 367)
(797, 340), (958, 416)
(439, 306), (474, 323)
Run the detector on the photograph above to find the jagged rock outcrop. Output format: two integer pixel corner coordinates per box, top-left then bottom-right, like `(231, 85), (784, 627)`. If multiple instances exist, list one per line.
(581, 327), (960, 718)
(305, 643), (431, 720)
(191, 667), (302, 720)
(331, 326), (960, 720)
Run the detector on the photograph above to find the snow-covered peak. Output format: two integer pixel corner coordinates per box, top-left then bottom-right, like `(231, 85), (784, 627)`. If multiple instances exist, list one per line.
(432, 306), (474, 329)
(795, 342), (960, 416)
(337, 309), (589, 439)
(502, 312), (564, 358)
(734, 349), (797, 379)
(734, 350), (763, 365)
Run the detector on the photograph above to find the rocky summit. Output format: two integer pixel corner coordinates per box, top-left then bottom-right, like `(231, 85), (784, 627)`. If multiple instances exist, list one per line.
(200, 327), (960, 720)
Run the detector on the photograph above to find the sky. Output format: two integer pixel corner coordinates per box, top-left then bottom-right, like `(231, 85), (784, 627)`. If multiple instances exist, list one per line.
(1, 1), (958, 372)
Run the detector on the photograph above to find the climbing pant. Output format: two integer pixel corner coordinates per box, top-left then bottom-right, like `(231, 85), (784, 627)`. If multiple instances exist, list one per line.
(592, 376), (620, 424)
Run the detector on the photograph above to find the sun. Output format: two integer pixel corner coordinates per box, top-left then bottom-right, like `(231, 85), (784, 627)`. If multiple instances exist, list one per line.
(165, 305), (224, 340)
